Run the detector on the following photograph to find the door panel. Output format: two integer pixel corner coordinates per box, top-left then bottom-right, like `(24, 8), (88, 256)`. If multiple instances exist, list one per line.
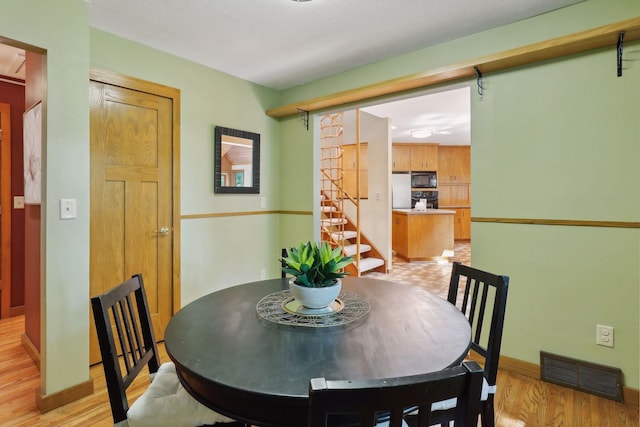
(89, 80), (173, 364)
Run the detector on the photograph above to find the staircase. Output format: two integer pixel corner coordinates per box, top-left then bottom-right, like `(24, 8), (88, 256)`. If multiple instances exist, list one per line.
(319, 112), (386, 276)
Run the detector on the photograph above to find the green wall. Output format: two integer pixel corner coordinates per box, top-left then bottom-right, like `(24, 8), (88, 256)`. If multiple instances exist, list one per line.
(90, 29), (284, 304)
(0, 0), (91, 395)
(471, 39), (639, 387)
(278, 0), (640, 389)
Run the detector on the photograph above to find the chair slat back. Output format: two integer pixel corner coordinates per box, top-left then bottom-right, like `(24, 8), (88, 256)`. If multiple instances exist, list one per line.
(281, 247), (288, 278)
(308, 361), (484, 427)
(447, 262), (509, 386)
(91, 274), (160, 423)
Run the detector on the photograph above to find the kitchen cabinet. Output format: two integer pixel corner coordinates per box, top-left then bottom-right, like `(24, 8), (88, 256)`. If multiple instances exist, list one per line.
(453, 208), (471, 240)
(439, 184), (470, 241)
(438, 184), (470, 207)
(343, 143), (368, 170)
(343, 170), (368, 199)
(438, 146), (470, 183)
(392, 209), (455, 261)
(392, 144), (438, 171)
(410, 144), (438, 171)
(342, 143), (368, 199)
(392, 145), (411, 171)
(438, 146), (471, 240)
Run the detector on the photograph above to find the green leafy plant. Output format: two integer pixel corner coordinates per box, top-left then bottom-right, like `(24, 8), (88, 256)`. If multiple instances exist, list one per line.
(280, 241), (353, 288)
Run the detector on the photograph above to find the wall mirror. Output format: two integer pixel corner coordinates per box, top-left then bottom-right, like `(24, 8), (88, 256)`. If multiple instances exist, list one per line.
(214, 126), (260, 194)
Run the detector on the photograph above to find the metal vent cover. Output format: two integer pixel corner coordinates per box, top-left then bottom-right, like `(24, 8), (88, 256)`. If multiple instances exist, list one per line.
(540, 351), (623, 402)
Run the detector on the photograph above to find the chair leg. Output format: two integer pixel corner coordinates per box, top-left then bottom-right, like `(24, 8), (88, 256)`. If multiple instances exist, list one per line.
(480, 396), (495, 427)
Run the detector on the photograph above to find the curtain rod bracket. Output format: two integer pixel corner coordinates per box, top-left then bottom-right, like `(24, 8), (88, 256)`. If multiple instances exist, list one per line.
(474, 66), (484, 100)
(296, 108), (309, 130)
(617, 31), (625, 77)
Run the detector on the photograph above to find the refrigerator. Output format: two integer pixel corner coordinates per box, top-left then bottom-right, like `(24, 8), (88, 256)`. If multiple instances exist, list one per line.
(392, 172), (412, 209)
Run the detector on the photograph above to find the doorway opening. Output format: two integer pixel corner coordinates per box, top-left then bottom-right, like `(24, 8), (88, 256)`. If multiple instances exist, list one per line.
(314, 84), (472, 274)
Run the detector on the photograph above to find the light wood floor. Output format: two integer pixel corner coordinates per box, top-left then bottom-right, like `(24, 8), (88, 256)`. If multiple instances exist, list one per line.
(1, 243), (637, 426)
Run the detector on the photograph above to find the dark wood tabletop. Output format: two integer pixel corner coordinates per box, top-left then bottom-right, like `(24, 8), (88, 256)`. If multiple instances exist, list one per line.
(164, 277), (471, 427)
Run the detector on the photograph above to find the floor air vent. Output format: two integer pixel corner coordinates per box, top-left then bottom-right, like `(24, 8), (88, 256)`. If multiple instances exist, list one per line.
(540, 351), (623, 402)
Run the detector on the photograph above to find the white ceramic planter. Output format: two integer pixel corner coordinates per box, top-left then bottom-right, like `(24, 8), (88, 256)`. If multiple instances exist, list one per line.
(289, 278), (341, 309)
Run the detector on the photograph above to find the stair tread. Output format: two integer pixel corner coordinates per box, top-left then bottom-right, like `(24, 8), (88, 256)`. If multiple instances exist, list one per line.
(321, 218), (347, 225)
(357, 257), (385, 273)
(330, 231), (357, 240)
(343, 244), (371, 256)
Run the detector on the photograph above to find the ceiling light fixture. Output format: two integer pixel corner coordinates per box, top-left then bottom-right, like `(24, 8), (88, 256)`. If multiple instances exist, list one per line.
(410, 129), (433, 138)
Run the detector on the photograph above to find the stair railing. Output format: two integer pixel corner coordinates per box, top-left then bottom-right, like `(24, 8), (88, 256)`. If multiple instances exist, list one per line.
(319, 111), (367, 275)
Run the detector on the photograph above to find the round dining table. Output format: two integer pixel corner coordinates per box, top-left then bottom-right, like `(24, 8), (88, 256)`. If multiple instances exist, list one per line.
(164, 277), (471, 427)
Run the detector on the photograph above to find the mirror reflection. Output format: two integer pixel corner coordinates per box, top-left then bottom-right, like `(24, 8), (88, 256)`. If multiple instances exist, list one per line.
(214, 126), (260, 194)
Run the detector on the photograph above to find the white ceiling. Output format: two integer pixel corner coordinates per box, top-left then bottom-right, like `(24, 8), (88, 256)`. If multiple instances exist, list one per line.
(88, 0), (581, 90)
(1, 0), (581, 144)
(362, 85), (471, 145)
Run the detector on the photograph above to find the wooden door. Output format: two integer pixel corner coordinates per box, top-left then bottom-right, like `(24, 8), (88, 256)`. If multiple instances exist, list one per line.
(89, 74), (177, 364)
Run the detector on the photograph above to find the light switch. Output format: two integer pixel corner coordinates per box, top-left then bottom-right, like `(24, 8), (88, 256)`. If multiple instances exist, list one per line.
(13, 196), (25, 209)
(60, 199), (77, 220)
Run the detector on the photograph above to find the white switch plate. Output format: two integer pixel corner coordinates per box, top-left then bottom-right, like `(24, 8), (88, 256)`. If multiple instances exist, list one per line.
(260, 197), (267, 208)
(13, 196), (24, 209)
(60, 199), (77, 220)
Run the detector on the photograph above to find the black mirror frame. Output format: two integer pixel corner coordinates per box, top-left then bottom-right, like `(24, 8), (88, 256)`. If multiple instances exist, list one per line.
(214, 126), (260, 194)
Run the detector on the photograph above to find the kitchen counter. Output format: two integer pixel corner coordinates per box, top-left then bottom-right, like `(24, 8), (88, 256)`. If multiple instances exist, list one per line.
(392, 209), (455, 262)
(392, 208), (456, 215)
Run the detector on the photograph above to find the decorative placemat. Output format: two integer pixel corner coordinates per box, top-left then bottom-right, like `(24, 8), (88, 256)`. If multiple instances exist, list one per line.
(256, 290), (370, 328)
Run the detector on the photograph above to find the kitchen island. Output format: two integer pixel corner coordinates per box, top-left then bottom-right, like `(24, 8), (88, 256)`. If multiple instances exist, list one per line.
(392, 209), (455, 262)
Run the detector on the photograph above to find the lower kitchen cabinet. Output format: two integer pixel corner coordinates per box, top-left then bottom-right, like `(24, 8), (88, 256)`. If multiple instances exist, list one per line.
(392, 209), (455, 261)
(453, 208), (471, 240)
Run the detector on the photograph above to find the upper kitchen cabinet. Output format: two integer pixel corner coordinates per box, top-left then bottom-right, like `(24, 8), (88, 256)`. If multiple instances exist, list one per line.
(438, 146), (470, 183)
(410, 144), (438, 171)
(392, 145), (411, 171)
(343, 143), (368, 199)
(392, 143), (438, 171)
(343, 143), (368, 170)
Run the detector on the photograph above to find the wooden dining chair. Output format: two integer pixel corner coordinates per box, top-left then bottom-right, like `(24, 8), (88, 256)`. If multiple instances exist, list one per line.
(91, 274), (246, 427)
(281, 247), (288, 278)
(308, 361), (484, 427)
(416, 262), (509, 427)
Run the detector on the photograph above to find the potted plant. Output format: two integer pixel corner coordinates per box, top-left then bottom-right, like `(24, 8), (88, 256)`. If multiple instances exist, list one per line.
(280, 241), (353, 309)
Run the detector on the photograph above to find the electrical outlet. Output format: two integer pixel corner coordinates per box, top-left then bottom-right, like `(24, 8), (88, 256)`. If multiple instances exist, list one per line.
(260, 269), (266, 280)
(596, 324), (614, 348)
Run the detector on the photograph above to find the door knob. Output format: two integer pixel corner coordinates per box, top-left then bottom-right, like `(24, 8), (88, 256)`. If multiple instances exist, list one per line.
(155, 227), (170, 235)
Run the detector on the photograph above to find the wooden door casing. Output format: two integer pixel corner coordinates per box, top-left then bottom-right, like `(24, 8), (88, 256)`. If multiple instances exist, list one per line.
(0, 104), (12, 319)
(89, 71), (179, 365)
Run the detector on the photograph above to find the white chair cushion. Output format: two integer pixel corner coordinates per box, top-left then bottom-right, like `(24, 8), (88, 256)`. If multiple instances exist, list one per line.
(409, 377), (495, 413)
(126, 362), (235, 427)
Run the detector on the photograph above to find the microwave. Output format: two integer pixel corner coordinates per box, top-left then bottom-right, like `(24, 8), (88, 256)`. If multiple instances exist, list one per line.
(411, 171), (437, 188)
